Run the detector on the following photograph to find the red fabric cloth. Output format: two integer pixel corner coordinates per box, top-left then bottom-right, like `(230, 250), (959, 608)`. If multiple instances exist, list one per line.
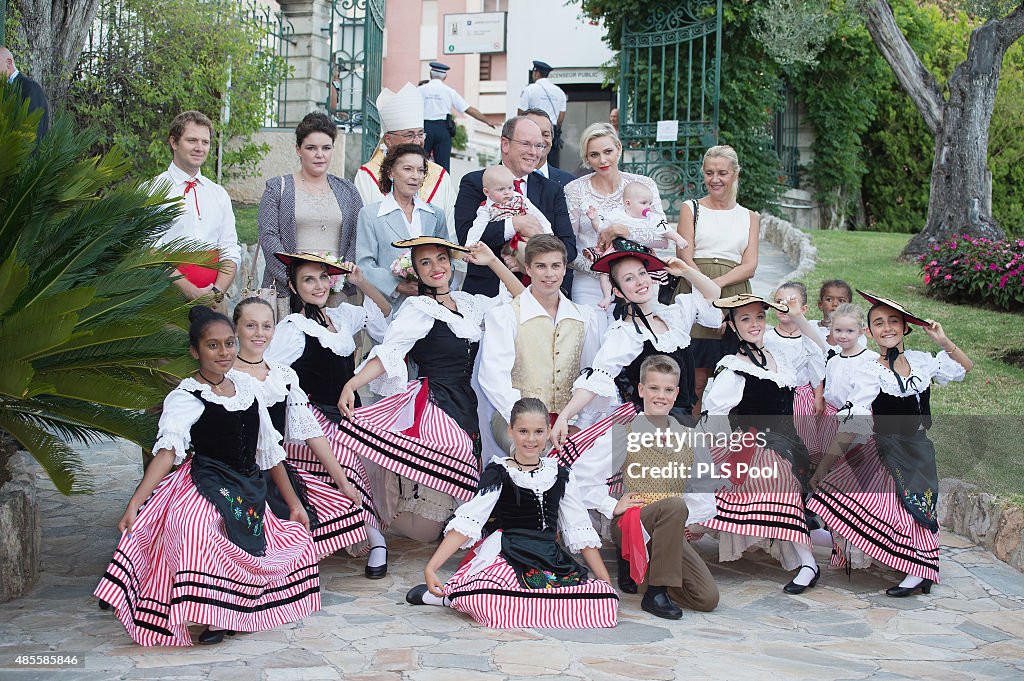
(399, 378), (431, 439)
(183, 178), (201, 217)
(513, 179), (524, 195)
(177, 255), (219, 288)
(618, 506), (649, 585)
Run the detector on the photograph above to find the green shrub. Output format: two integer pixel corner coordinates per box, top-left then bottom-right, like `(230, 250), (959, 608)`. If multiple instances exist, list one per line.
(919, 235), (1024, 310)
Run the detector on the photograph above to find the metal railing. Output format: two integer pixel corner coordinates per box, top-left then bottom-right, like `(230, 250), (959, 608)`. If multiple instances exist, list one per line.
(772, 85), (800, 189)
(326, 0), (384, 161)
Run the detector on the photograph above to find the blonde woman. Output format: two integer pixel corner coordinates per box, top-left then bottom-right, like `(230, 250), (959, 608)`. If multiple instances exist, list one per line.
(563, 123), (667, 307)
(674, 145), (760, 414)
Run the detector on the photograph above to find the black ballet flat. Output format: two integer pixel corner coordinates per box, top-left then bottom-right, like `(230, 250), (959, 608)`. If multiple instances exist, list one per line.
(405, 584), (429, 605)
(783, 565), (820, 595)
(641, 587), (683, 620)
(365, 546), (388, 579)
(886, 579), (933, 598)
(198, 627), (235, 645)
(617, 553), (638, 594)
(97, 599), (112, 611)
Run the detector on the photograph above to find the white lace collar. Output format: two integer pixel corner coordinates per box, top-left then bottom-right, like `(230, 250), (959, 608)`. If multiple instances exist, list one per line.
(282, 308), (356, 357)
(255, 363), (296, 406)
(178, 370), (257, 411)
(607, 303), (693, 352)
(403, 292), (484, 341)
(872, 351), (930, 397)
(719, 354), (799, 388)
(499, 456), (559, 491)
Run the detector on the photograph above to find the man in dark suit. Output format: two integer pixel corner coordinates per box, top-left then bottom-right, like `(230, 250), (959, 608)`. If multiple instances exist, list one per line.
(522, 108), (576, 187)
(455, 116), (577, 297)
(0, 46), (49, 141)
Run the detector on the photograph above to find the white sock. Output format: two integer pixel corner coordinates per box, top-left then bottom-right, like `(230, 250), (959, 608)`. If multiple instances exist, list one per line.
(791, 541), (819, 586)
(421, 591), (449, 607)
(366, 527), (387, 568)
(810, 528), (834, 547)
(898, 574), (923, 588)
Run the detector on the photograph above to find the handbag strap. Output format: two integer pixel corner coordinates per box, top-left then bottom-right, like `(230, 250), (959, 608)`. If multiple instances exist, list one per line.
(691, 199), (699, 235)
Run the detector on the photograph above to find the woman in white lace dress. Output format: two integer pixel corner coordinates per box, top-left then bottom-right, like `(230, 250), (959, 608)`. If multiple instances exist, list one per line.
(563, 123), (667, 307)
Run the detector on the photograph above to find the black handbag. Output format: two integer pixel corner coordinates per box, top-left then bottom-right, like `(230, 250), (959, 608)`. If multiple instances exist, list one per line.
(446, 114), (457, 138)
(657, 200), (696, 304)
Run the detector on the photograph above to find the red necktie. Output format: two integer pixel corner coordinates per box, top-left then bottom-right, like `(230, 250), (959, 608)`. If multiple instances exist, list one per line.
(513, 178), (524, 195)
(183, 179), (201, 218)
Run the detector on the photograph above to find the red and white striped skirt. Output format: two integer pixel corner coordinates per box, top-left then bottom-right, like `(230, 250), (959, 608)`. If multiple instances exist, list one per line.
(289, 465), (367, 558)
(793, 384), (823, 464)
(93, 462), (320, 646)
(807, 438), (940, 582)
(285, 405), (383, 532)
(443, 541), (618, 629)
(702, 442), (811, 550)
(330, 380), (481, 506)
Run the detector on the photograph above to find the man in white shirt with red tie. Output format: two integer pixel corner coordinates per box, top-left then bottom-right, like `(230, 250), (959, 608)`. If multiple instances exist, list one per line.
(152, 111), (240, 310)
(454, 116), (576, 297)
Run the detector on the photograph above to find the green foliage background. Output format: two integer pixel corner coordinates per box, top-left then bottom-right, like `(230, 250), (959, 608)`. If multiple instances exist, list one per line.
(68, 0), (289, 181)
(582, 0), (1024, 234)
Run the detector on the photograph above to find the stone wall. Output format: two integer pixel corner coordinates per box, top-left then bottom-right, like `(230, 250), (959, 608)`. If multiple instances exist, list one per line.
(939, 478), (1024, 572)
(759, 213), (818, 288)
(0, 453), (40, 602)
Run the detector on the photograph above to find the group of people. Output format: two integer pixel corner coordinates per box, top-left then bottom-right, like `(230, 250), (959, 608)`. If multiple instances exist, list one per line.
(90, 81), (973, 647)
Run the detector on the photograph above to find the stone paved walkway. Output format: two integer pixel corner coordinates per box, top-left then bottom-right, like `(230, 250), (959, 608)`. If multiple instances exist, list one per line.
(1, 440), (1023, 681)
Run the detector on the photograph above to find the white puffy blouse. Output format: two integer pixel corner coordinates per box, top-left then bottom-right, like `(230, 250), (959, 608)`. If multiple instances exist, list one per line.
(264, 297), (389, 366)
(252, 363), (325, 443)
(152, 370), (287, 469)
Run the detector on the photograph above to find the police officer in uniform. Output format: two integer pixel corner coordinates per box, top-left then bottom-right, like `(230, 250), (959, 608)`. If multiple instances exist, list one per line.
(517, 60), (567, 169)
(419, 61), (495, 172)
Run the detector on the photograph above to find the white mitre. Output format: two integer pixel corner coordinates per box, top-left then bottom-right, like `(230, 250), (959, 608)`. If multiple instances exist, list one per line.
(376, 83), (424, 133)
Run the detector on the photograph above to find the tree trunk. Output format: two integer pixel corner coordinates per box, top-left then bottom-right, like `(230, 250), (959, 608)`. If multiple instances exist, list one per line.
(12, 0), (100, 108)
(863, 1), (1024, 259)
(905, 24), (1006, 258)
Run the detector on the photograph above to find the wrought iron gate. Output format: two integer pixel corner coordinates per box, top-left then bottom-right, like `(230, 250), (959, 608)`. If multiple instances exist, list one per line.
(618, 1), (722, 218)
(327, 0), (384, 161)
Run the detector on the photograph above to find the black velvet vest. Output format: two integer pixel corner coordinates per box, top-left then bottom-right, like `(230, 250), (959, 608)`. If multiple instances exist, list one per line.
(189, 390), (260, 473)
(479, 462), (568, 534)
(728, 372), (796, 436)
(872, 387), (932, 436)
(615, 340), (698, 426)
(292, 334), (358, 411)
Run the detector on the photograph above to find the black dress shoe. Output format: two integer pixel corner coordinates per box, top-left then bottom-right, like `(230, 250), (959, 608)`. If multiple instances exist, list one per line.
(641, 587), (683, 620)
(886, 579), (933, 598)
(365, 546), (387, 579)
(198, 627), (235, 645)
(406, 584), (429, 605)
(97, 599), (112, 611)
(783, 565), (820, 595)
(617, 553), (638, 594)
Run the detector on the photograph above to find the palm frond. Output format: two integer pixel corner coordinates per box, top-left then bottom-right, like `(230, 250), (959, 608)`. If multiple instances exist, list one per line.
(0, 410), (92, 495)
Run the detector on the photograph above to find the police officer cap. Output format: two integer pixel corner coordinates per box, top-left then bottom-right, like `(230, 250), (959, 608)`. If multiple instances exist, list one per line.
(532, 60), (553, 75)
(429, 61), (451, 72)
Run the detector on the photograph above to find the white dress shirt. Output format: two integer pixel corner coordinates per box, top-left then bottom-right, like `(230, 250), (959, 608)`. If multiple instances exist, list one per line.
(376, 193), (435, 239)
(518, 78), (567, 122)
(419, 78), (469, 121)
(151, 162), (240, 266)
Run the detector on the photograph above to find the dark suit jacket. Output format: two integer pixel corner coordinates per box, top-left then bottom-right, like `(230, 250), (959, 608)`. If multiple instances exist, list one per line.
(14, 73), (49, 141)
(545, 165), (576, 188)
(455, 170), (576, 297)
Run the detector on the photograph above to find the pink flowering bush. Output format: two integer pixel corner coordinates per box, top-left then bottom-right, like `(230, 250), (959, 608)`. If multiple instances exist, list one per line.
(919, 235), (1024, 310)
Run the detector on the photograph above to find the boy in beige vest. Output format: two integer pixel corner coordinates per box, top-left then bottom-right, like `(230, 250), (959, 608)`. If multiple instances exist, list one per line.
(573, 354), (719, 619)
(475, 235), (602, 462)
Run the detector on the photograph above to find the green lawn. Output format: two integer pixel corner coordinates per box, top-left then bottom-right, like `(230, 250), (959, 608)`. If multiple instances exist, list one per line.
(234, 202), (259, 245)
(807, 231), (1024, 506)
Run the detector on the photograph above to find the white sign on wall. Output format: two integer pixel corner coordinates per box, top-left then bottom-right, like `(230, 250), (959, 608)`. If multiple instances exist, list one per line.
(442, 12), (507, 55)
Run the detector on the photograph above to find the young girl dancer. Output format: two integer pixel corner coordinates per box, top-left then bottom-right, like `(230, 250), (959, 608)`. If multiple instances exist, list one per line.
(232, 297), (368, 558)
(94, 308), (320, 645)
(814, 279), (866, 351)
(765, 282), (828, 461)
(698, 294), (819, 594)
(551, 239), (722, 442)
(808, 293), (971, 596)
(264, 253), (392, 577)
(405, 398), (618, 628)
(336, 238), (524, 544)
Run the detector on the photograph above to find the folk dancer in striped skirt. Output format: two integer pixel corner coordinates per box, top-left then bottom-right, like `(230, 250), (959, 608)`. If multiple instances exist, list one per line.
(764, 282), (829, 463)
(406, 398), (618, 628)
(573, 354), (720, 619)
(232, 297), (368, 557)
(807, 293), (972, 596)
(337, 237), (525, 544)
(696, 294), (819, 595)
(94, 308), (320, 646)
(263, 252), (392, 578)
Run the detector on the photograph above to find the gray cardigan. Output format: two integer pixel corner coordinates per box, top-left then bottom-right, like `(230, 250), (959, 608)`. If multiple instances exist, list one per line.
(258, 173), (364, 296)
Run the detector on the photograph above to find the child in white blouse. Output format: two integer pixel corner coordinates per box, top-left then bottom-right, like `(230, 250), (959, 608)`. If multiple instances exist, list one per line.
(584, 182), (687, 309)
